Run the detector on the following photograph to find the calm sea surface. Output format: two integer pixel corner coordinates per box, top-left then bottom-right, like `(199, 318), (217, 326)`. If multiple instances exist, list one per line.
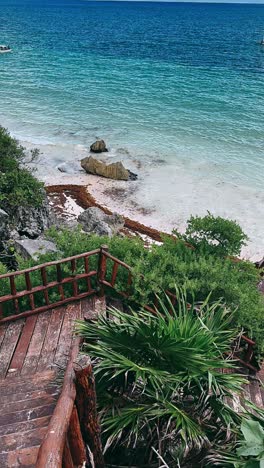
(0, 0), (264, 256)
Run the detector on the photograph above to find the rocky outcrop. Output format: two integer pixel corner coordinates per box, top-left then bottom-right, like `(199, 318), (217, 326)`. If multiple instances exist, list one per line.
(256, 257), (264, 269)
(12, 195), (52, 239)
(81, 156), (137, 181)
(90, 140), (108, 153)
(14, 238), (59, 261)
(0, 209), (9, 240)
(78, 207), (124, 237)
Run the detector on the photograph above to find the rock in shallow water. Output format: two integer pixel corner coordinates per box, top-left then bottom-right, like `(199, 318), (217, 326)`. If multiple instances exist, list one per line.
(90, 140), (108, 153)
(81, 156), (129, 181)
(81, 156), (137, 181)
(78, 207), (124, 237)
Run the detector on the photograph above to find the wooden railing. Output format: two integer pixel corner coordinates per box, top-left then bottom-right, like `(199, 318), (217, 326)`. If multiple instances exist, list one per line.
(36, 337), (104, 468)
(0, 246), (133, 323)
(0, 245), (257, 369)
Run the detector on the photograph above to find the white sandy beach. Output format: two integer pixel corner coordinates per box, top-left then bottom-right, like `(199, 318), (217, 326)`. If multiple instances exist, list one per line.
(23, 139), (264, 262)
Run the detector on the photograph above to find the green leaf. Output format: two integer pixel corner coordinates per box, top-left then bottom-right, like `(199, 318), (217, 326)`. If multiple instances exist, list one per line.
(240, 419), (264, 445)
(237, 444), (264, 457)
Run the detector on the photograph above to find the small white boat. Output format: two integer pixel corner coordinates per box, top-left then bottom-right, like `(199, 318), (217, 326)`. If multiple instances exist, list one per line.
(0, 45), (11, 54)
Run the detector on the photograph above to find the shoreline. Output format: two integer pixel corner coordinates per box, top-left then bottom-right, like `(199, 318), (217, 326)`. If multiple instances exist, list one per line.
(15, 138), (264, 262)
(46, 184), (173, 243)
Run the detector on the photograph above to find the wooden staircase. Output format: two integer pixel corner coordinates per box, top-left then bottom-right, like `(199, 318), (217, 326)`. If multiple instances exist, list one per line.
(0, 297), (105, 468)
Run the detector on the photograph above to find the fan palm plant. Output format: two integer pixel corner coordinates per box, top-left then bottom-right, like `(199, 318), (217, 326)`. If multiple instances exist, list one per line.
(76, 289), (250, 467)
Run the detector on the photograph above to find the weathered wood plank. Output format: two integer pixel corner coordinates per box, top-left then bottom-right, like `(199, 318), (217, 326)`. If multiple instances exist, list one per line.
(0, 426), (48, 451)
(0, 377), (56, 398)
(37, 307), (64, 372)
(0, 323), (7, 347)
(0, 445), (39, 468)
(1, 395), (57, 416)
(54, 302), (80, 369)
(0, 386), (59, 405)
(7, 315), (38, 378)
(0, 415), (51, 437)
(0, 403), (56, 427)
(0, 369), (55, 391)
(0, 319), (24, 378)
(21, 311), (52, 375)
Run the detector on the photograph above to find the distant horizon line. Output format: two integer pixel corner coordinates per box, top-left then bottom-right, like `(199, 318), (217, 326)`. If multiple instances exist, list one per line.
(87, 0), (264, 4)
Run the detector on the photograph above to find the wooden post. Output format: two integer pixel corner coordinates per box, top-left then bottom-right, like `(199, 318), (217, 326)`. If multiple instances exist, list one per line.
(75, 364), (105, 468)
(68, 405), (87, 466)
(62, 437), (74, 468)
(98, 245), (108, 298)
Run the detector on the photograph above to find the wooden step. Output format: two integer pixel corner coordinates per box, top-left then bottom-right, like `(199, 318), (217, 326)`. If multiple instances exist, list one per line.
(0, 445), (39, 468)
(0, 415), (51, 437)
(1, 394), (57, 416)
(0, 403), (56, 427)
(0, 426), (48, 452)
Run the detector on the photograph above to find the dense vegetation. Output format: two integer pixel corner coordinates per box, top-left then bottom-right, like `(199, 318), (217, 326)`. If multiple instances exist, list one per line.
(22, 215), (263, 355)
(0, 126), (44, 210)
(0, 213), (263, 355)
(76, 292), (264, 467)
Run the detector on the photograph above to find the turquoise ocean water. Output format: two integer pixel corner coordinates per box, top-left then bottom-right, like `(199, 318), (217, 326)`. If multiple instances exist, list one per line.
(0, 0), (264, 256)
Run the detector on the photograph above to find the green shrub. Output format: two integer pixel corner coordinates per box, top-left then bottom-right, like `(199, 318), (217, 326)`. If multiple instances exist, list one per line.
(0, 126), (44, 209)
(33, 226), (264, 355)
(174, 212), (248, 256)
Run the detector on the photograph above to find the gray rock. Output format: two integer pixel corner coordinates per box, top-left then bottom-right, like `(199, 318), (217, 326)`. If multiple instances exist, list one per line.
(255, 257), (264, 269)
(14, 238), (59, 260)
(57, 162), (83, 174)
(128, 170), (138, 181)
(13, 194), (52, 238)
(90, 140), (108, 153)
(78, 207), (124, 237)
(0, 209), (9, 240)
(258, 279), (264, 295)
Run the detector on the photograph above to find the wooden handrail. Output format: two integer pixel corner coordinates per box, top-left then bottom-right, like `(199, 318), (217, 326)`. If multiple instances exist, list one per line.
(0, 249), (101, 279)
(35, 338), (80, 467)
(0, 250), (101, 321)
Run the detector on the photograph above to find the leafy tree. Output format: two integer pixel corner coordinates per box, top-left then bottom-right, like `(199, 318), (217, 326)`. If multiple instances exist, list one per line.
(0, 126), (44, 210)
(174, 212), (248, 257)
